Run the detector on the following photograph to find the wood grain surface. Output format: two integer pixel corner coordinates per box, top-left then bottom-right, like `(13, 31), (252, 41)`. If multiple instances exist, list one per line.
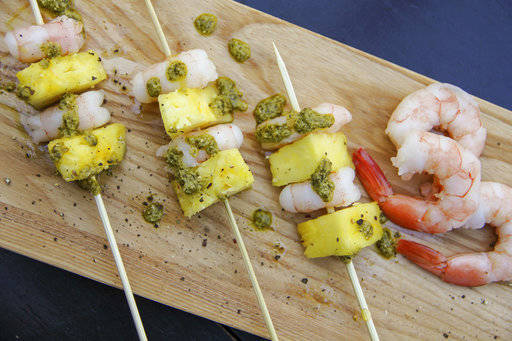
(1, 1), (511, 340)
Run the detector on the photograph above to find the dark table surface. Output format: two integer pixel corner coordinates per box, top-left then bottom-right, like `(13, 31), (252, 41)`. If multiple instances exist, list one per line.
(1, 1), (511, 340)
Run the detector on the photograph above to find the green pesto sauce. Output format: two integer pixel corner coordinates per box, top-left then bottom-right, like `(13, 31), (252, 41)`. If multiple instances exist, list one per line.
(38, 0), (82, 21)
(84, 133), (98, 146)
(142, 202), (164, 224)
(146, 77), (161, 98)
(228, 38), (250, 63)
(293, 108), (334, 134)
(165, 147), (203, 195)
(255, 123), (293, 143)
(379, 212), (388, 225)
(40, 42), (62, 59)
(57, 93), (79, 137)
(49, 142), (69, 162)
(76, 175), (101, 195)
(310, 158), (335, 202)
(194, 13), (217, 36)
(1, 82), (16, 92)
(209, 77), (248, 116)
(16, 86), (34, 100)
(186, 134), (219, 156)
(339, 255), (353, 264)
(376, 228), (400, 259)
(166, 61), (187, 82)
(253, 94), (287, 124)
(252, 209), (272, 230)
(355, 218), (374, 240)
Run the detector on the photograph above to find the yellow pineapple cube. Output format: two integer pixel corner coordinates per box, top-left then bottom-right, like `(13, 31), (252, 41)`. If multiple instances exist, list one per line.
(269, 132), (352, 186)
(48, 123), (126, 182)
(159, 84), (233, 136)
(297, 202), (384, 258)
(173, 149), (254, 217)
(16, 50), (106, 109)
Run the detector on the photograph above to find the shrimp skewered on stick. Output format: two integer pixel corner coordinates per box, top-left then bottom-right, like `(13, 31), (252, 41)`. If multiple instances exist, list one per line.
(271, 42), (379, 341)
(16, 2), (148, 339)
(142, 1), (278, 340)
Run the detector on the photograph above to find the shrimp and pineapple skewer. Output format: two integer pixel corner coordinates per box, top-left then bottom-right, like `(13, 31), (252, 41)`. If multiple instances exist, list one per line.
(12, 2), (148, 339)
(141, 1), (278, 340)
(269, 43), (379, 341)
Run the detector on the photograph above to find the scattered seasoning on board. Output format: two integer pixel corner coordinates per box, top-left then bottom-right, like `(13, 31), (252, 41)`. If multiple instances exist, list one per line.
(253, 93), (287, 124)
(252, 209), (272, 230)
(194, 13), (217, 36)
(376, 228), (401, 259)
(228, 38), (250, 63)
(142, 202), (164, 225)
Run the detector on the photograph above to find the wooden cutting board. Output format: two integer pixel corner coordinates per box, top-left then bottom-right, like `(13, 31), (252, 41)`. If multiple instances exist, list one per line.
(0, 1), (511, 339)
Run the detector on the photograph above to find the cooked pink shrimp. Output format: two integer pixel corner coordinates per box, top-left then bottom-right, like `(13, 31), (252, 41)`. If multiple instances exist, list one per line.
(156, 124), (243, 167)
(21, 90), (110, 143)
(353, 131), (481, 233)
(4, 16), (84, 63)
(397, 181), (512, 286)
(279, 167), (361, 213)
(131, 49), (217, 103)
(386, 83), (486, 156)
(258, 103), (352, 150)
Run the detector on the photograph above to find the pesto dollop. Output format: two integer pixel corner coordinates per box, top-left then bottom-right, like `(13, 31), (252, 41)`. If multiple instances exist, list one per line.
(186, 134), (219, 156)
(146, 77), (161, 98)
(293, 108), (334, 134)
(310, 158), (335, 202)
(339, 255), (353, 264)
(376, 228), (400, 259)
(16, 85), (34, 100)
(77, 175), (101, 195)
(209, 77), (248, 116)
(255, 123), (293, 143)
(228, 38), (250, 63)
(355, 219), (374, 240)
(40, 42), (62, 59)
(166, 61), (187, 82)
(252, 209), (272, 230)
(165, 147), (203, 195)
(38, 0), (82, 21)
(58, 93), (79, 137)
(84, 133), (98, 146)
(253, 94), (287, 124)
(49, 142), (69, 162)
(194, 13), (217, 36)
(142, 202), (164, 224)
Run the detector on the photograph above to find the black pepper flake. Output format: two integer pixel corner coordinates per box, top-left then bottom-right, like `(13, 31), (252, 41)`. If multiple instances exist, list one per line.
(237, 309), (241, 314)
(274, 255), (281, 261)
(206, 183), (212, 189)
(199, 197), (204, 202)
(53, 237), (57, 242)
(92, 76), (97, 80)
(202, 239), (207, 247)
(103, 244), (108, 249)
(301, 278), (308, 284)
(443, 333), (449, 338)
(356, 219), (363, 225)
(180, 277), (185, 281)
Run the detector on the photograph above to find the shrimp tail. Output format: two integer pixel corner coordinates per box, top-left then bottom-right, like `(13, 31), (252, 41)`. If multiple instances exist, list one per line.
(353, 148), (394, 202)
(396, 239), (447, 277)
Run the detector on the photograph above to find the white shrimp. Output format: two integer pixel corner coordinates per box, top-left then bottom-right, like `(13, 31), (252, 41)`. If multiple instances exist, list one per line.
(21, 90), (110, 143)
(4, 16), (84, 63)
(279, 167), (361, 213)
(156, 124), (243, 167)
(131, 49), (217, 103)
(386, 83), (486, 156)
(257, 103), (352, 150)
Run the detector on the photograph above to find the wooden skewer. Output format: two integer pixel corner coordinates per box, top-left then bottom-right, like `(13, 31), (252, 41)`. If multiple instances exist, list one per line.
(272, 41), (379, 341)
(27, 2), (147, 339)
(144, 0), (172, 57)
(142, 1), (278, 339)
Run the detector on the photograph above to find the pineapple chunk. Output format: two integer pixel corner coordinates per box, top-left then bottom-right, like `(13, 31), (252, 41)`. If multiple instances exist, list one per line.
(269, 132), (352, 186)
(16, 51), (106, 109)
(173, 149), (254, 217)
(48, 123), (126, 182)
(159, 84), (233, 136)
(297, 202), (384, 258)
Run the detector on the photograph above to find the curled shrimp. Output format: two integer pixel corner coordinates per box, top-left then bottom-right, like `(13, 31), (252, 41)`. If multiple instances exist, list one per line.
(279, 167), (361, 213)
(131, 49), (217, 103)
(4, 16), (84, 63)
(257, 103), (352, 150)
(21, 90), (110, 144)
(353, 131), (481, 233)
(397, 182), (512, 286)
(156, 123), (243, 167)
(386, 83), (486, 156)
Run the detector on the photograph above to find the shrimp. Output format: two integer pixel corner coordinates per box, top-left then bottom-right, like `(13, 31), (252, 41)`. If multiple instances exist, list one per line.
(4, 16), (84, 63)
(397, 182), (512, 286)
(257, 103), (352, 150)
(353, 131), (481, 233)
(21, 90), (110, 143)
(279, 167), (361, 213)
(131, 49), (217, 103)
(386, 83), (486, 156)
(156, 124), (243, 167)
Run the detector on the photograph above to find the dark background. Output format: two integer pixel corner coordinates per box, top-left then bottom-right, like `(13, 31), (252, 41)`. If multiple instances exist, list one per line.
(1, 1), (511, 340)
